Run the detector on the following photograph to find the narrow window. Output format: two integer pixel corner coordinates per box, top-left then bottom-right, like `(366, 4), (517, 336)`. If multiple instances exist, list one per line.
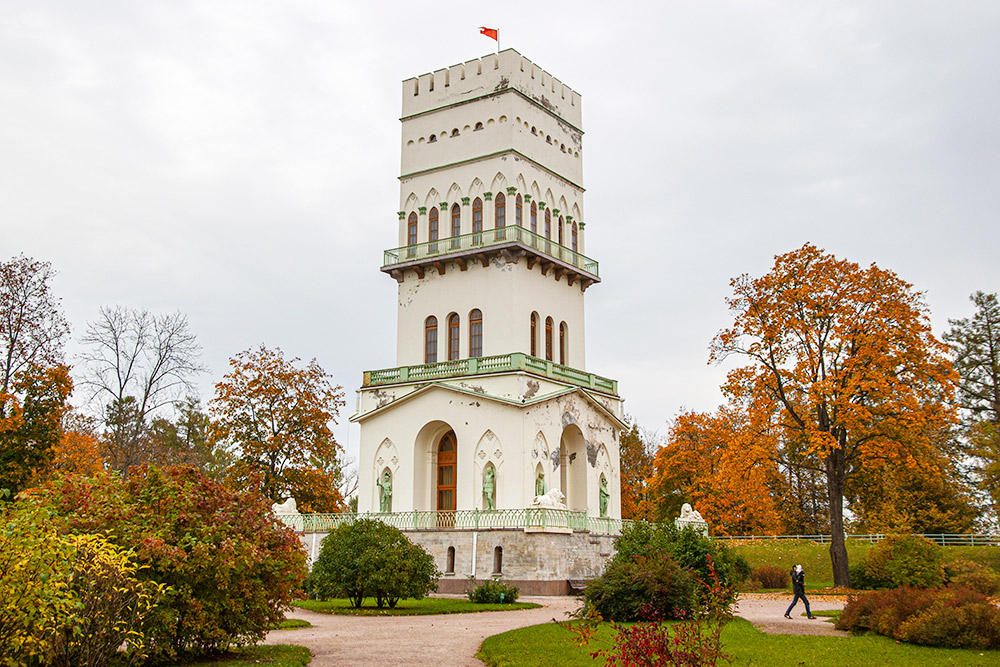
(472, 197), (483, 245)
(530, 201), (537, 235)
(495, 192), (505, 228)
(559, 322), (567, 365)
(429, 207), (439, 252)
(544, 209), (551, 239)
(446, 546), (456, 574)
(557, 215), (564, 246)
(407, 212), (418, 257)
(530, 312), (538, 357)
(448, 313), (460, 361)
(469, 308), (483, 358)
(425, 316), (438, 364)
(545, 317), (553, 361)
(493, 546), (503, 574)
(571, 221), (578, 253)
(515, 194), (523, 227)
(451, 203), (461, 249)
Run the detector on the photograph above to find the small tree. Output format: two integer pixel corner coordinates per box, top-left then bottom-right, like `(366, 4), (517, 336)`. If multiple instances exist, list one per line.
(311, 518), (438, 608)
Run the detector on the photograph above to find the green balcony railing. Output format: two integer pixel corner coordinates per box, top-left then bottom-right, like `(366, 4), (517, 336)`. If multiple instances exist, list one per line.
(278, 509), (630, 536)
(382, 225), (599, 278)
(362, 352), (618, 395)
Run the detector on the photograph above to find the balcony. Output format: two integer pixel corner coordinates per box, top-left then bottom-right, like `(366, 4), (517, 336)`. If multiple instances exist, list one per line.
(362, 352), (618, 395)
(381, 226), (600, 289)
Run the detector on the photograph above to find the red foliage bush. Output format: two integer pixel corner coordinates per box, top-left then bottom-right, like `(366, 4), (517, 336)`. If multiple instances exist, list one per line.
(38, 466), (306, 661)
(836, 585), (1000, 649)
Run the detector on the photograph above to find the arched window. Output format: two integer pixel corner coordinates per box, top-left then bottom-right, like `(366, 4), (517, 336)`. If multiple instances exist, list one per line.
(515, 194), (523, 227)
(557, 215), (564, 246)
(451, 203), (461, 249)
(530, 201), (538, 242)
(474, 121), (484, 131)
(545, 317), (553, 361)
(446, 546), (456, 574)
(469, 308), (483, 358)
(437, 431), (457, 513)
(495, 192), (505, 228)
(429, 207), (439, 252)
(428, 134), (437, 143)
(451, 128), (459, 137)
(407, 212), (418, 257)
(530, 312), (538, 357)
(493, 545), (503, 574)
(425, 316), (438, 364)
(544, 208), (551, 239)
(559, 322), (567, 365)
(472, 197), (483, 244)
(448, 313), (460, 361)
(571, 221), (578, 254)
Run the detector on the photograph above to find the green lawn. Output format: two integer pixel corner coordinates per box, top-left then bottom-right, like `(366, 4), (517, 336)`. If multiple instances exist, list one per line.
(270, 618), (312, 629)
(169, 645), (310, 666)
(478, 619), (1000, 667)
(294, 597), (540, 616)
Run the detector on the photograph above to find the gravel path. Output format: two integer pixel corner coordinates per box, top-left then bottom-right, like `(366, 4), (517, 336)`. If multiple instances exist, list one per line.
(264, 596), (580, 667)
(265, 592), (847, 666)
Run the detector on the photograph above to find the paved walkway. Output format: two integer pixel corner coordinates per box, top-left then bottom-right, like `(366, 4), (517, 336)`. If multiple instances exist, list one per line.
(265, 593), (846, 666)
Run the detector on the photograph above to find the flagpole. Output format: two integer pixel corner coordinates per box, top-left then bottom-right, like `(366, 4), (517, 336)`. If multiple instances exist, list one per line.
(497, 30), (500, 54)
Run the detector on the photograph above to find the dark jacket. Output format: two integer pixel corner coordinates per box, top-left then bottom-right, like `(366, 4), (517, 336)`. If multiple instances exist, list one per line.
(791, 569), (806, 595)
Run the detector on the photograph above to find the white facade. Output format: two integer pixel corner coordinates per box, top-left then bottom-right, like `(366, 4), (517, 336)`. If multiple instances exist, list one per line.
(352, 49), (624, 527)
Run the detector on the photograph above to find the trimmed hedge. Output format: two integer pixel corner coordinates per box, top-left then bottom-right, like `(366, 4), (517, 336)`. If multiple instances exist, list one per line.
(467, 580), (519, 604)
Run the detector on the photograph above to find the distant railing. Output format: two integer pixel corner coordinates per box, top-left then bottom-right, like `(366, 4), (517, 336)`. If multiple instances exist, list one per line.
(382, 225), (599, 278)
(278, 508), (626, 536)
(363, 352), (619, 395)
(712, 533), (1000, 547)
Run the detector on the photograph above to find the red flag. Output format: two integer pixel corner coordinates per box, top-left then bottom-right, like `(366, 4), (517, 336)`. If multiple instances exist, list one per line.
(479, 27), (498, 41)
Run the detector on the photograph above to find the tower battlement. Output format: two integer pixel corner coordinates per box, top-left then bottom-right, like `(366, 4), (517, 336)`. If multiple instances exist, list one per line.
(402, 49), (582, 128)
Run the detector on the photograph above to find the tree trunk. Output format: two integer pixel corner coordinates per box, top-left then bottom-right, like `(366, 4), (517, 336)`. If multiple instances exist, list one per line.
(825, 452), (851, 588)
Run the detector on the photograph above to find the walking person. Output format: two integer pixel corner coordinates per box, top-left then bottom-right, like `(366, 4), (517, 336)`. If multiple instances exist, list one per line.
(784, 564), (816, 619)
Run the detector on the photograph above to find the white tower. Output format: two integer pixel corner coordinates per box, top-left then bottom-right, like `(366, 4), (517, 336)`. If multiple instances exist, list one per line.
(351, 50), (624, 592)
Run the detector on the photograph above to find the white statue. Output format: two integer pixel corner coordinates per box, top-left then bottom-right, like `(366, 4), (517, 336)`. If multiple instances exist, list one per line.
(679, 503), (704, 523)
(272, 497), (298, 515)
(531, 488), (567, 509)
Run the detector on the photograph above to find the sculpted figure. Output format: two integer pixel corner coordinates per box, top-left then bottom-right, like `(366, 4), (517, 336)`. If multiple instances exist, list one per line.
(483, 465), (496, 510)
(535, 470), (547, 497)
(378, 470), (393, 513)
(599, 477), (610, 518)
(531, 488), (567, 509)
(679, 502), (704, 522)
(271, 497), (297, 515)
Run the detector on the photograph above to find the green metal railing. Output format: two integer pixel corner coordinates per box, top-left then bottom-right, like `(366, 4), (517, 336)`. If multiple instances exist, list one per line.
(362, 352), (618, 395)
(278, 509), (628, 536)
(382, 226), (599, 278)
(712, 533), (1000, 547)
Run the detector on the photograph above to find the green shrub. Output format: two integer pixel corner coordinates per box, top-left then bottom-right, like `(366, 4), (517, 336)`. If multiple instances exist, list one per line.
(943, 559), (1000, 596)
(848, 560), (876, 590)
(750, 565), (789, 589)
(836, 585), (1000, 649)
(862, 535), (943, 588)
(311, 518), (438, 608)
(585, 550), (697, 622)
(38, 467), (306, 662)
(467, 580), (520, 604)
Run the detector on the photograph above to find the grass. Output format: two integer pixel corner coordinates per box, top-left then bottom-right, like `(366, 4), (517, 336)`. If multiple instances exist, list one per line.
(477, 618), (1000, 667)
(168, 645), (310, 666)
(293, 597), (540, 616)
(270, 618), (312, 629)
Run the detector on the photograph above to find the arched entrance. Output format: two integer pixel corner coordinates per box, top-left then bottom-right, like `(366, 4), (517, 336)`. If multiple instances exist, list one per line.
(560, 424), (588, 512)
(436, 430), (457, 524)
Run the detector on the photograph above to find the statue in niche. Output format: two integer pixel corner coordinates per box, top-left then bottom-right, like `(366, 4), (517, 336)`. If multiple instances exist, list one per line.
(535, 470), (547, 497)
(378, 470), (393, 513)
(599, 477), (610, 518)
(483, 465), (496, 510)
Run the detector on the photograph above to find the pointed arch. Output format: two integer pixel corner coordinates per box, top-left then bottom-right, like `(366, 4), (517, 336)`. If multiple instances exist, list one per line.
(490, 172), (507, 194)
(424, 188), (440, 208)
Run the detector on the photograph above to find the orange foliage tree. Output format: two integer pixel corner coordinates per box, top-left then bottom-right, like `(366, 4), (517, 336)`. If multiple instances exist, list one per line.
(619, 422), (655, 520)
(209, 345), (346, 512)
(51, 410), (105, 476)
(649, 406), (783, 535)
(711, 243), (957, 586)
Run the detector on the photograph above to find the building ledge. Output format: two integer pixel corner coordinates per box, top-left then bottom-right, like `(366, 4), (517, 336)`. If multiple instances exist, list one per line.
(361, 352), (618, 396)
(382, 226), (599, 289)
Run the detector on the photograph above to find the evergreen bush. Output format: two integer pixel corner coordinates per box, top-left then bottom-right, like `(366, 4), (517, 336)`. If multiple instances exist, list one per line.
(585, 550), (697, 621)
(467, 579), (519, 604)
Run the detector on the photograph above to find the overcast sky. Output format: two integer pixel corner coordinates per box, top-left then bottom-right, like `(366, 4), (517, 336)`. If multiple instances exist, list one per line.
(5, 1), (999, 469)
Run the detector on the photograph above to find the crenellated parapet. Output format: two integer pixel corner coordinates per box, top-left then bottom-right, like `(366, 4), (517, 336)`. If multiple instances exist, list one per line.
(402, 49), (582, 128)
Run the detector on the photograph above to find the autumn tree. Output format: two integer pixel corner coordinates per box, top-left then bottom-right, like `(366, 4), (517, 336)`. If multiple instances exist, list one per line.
(619, 421), (656, 520)
(147, 397), (221, 473)
(50, 410), (105, 476)
(79, 307), (203, 473)
(711, 243), (957, 586)
(209, 345), (346, 512)
(648, 406), (784, 535)
(945, 291), (1000, 517)
(0, 256), (72, 495)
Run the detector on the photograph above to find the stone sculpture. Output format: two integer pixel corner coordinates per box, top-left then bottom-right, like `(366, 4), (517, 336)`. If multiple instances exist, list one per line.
(535, 470), (547, 496)
(378, 470), (393, 513)
(271, 497), (298, 515)
(599, 477), (610, 518)
(483, 465), (496, 510)
(675, 502), (709, 535)
(531, 488), (567, 509)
